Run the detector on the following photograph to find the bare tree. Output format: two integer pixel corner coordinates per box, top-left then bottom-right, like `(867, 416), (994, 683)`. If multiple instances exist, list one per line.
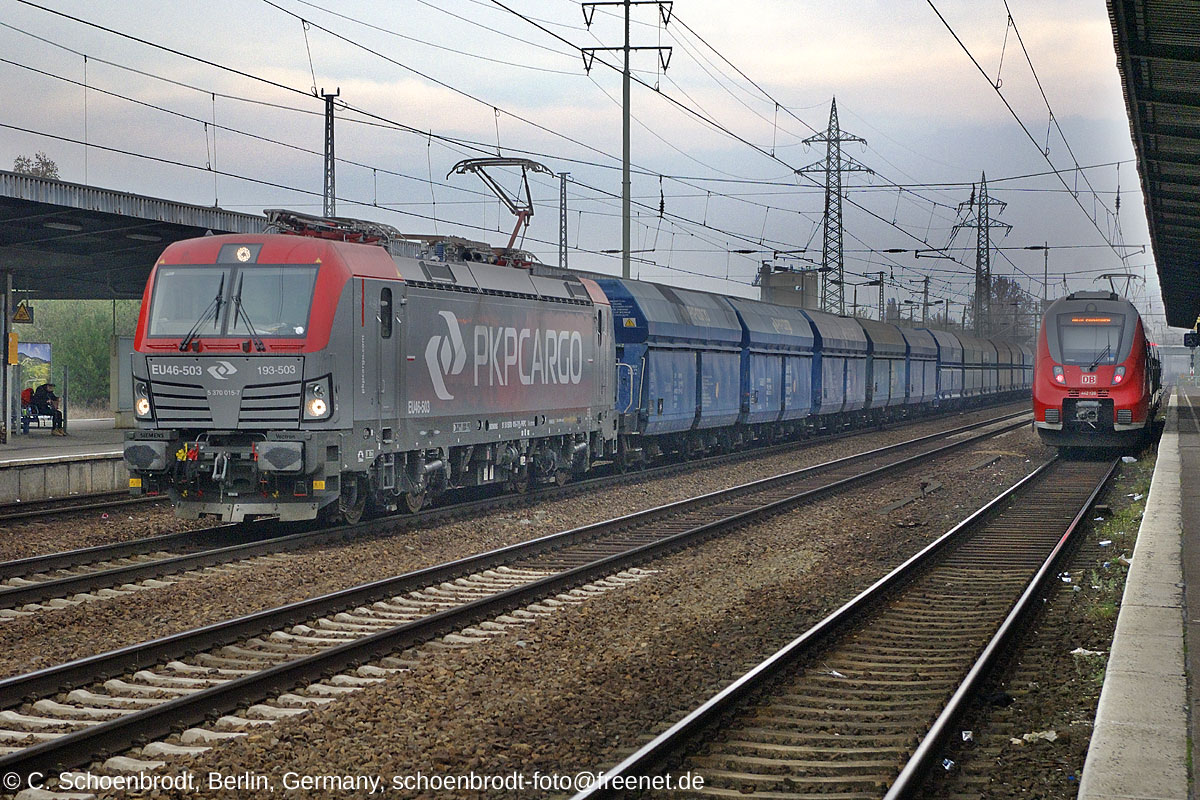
(13, 152), (60, 180)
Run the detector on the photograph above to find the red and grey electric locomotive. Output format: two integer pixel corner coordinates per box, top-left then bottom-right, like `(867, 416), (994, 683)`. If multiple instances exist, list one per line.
(1032, 291), (1161, 448)
(123, 210), (617, 523)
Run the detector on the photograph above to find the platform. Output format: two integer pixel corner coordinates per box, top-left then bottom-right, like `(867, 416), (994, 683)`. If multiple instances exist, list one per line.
(1078, 387), (1192, 799)
(0, 417), (124, 464)
(0, 417), (126, 504)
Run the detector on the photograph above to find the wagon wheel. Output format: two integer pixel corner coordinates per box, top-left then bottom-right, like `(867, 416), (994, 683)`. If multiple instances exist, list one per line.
(403, 490), (426, 514)
(614, 441), (630, 473)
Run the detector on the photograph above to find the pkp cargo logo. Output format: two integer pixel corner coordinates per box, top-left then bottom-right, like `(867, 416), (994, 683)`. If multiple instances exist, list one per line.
(426, 311), (467, 400)
(207, 360), (238, 381)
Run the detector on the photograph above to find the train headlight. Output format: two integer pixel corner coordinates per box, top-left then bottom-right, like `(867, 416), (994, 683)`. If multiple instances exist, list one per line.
(1111, 366), (1126, 385)
(1052, 365), (1065, 384)
(134, 380), (153, 419)
(302, 376), (333, 421)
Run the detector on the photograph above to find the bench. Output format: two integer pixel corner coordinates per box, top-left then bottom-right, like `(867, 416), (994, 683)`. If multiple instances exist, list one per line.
(20, 407), (54, 434)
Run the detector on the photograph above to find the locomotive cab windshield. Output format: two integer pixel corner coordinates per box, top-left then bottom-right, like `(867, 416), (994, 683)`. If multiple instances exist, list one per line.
(1051, 313), (1129, 368)
(148, 264), (319, 341)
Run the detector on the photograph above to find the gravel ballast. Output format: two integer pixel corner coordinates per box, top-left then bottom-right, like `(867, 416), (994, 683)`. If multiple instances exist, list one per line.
(0, 404), (1024, 679)
(93, 422), (1054, 799)
(0, 505), (208, 563)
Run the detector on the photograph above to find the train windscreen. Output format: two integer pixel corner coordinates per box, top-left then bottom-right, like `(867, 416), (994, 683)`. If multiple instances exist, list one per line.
(147, 264), (319, 338)
(227, 266), (319, 337)
(147, 266), (229, 337)
(1056, 314), (1125, 365)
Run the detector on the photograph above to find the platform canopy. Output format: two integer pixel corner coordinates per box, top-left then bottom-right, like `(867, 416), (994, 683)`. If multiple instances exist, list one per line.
(1110, 0), (1200, 328)
(0, 170), (265, 300)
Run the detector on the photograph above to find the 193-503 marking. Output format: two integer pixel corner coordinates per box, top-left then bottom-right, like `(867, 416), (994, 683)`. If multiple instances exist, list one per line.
(257, 364), (298, 376)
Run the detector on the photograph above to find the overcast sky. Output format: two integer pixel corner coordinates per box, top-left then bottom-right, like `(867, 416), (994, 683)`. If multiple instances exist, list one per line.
(0, 0), (1178, 337)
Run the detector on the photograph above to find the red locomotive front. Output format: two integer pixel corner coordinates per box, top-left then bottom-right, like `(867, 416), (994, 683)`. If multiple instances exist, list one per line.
(124, 210), (617, 523)
(1033, 291), (1161, 448)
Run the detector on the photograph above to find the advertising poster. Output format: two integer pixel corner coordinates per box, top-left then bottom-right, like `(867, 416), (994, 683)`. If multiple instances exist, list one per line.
(17, 341), (51, 389)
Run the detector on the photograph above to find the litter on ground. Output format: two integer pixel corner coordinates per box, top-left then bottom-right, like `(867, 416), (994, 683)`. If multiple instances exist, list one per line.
(1070, 647), (1105, 657)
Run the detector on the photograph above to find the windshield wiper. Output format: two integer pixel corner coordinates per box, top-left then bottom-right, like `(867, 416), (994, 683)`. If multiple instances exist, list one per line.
(233, 274), (266, 353)
(1087, 343), (1112, 371)
(178, 273), (225, 352)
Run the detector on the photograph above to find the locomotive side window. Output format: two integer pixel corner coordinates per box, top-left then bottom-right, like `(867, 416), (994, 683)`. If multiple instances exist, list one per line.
(380, 288), (393, 339)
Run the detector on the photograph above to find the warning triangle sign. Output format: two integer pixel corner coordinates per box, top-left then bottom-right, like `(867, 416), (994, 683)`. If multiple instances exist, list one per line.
(12, 303), (32, 324)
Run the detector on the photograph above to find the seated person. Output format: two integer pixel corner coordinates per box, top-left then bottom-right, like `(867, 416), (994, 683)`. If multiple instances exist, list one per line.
(30, 382), (64, 435)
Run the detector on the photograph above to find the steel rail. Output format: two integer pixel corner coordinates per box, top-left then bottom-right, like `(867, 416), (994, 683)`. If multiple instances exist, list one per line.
(884, 456), (1120, 798)
(0, 416), (1028, 780)
(0, 413), (1028, 705)
(0, 493), (163, 523)
(0, 527), (228, 583)
(0, 408), (1027, 609)
(570, 455), (1117, 799)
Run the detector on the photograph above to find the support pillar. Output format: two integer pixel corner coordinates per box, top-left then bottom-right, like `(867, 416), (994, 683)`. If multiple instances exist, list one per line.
(3, 272), (10, 443)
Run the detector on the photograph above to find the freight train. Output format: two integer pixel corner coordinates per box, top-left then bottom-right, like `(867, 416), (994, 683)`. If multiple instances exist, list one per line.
(123, 210), (1032, 523)
(1032, 291), (1162, 448)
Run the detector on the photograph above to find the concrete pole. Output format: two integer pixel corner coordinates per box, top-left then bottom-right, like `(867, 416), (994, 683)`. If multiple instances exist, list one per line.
(1043, 241), (1048, 306)
(621, 0), (631, 279)
(922, 276), (930, 326)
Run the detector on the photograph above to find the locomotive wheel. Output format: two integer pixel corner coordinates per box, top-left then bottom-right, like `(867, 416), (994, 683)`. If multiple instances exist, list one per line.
(332, 476), (366, 525)
(403, 490), (426, 514)
(506, 471), (529, 494)
(554, 468), (571, 487)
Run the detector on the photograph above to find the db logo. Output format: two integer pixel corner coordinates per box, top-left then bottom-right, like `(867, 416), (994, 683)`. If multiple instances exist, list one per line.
(1081, 374), (1097, 384)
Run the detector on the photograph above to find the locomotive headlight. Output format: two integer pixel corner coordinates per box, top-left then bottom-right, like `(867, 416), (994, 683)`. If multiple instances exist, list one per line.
(134, 380), (153, 418)
(302, 376), (333, 421)
(1052, 365), (1065, 384)
(1111, 366), (1126, 385)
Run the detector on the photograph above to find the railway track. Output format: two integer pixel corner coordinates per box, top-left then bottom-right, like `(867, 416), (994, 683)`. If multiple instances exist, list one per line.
(0, 410), (1029, 787)
(0, 407), (1028, 617)
(572, 456), (1117, 799)
(0, 493), (163, 524)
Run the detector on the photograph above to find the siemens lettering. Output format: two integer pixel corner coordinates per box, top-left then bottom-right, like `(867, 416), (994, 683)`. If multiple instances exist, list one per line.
(473, 325), (585, 387)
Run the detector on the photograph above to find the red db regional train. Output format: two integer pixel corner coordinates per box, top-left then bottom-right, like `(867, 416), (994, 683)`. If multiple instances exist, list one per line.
(1032, 291), (1162, 448)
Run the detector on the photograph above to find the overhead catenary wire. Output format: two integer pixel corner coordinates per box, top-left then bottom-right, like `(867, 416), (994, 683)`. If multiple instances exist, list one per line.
(5, 0), (1112, 303)
(1, 10), (812, 278)
(0, 120), (746, 283)
(489, 0), (990, 280)
(924, 0), (1136, 264)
